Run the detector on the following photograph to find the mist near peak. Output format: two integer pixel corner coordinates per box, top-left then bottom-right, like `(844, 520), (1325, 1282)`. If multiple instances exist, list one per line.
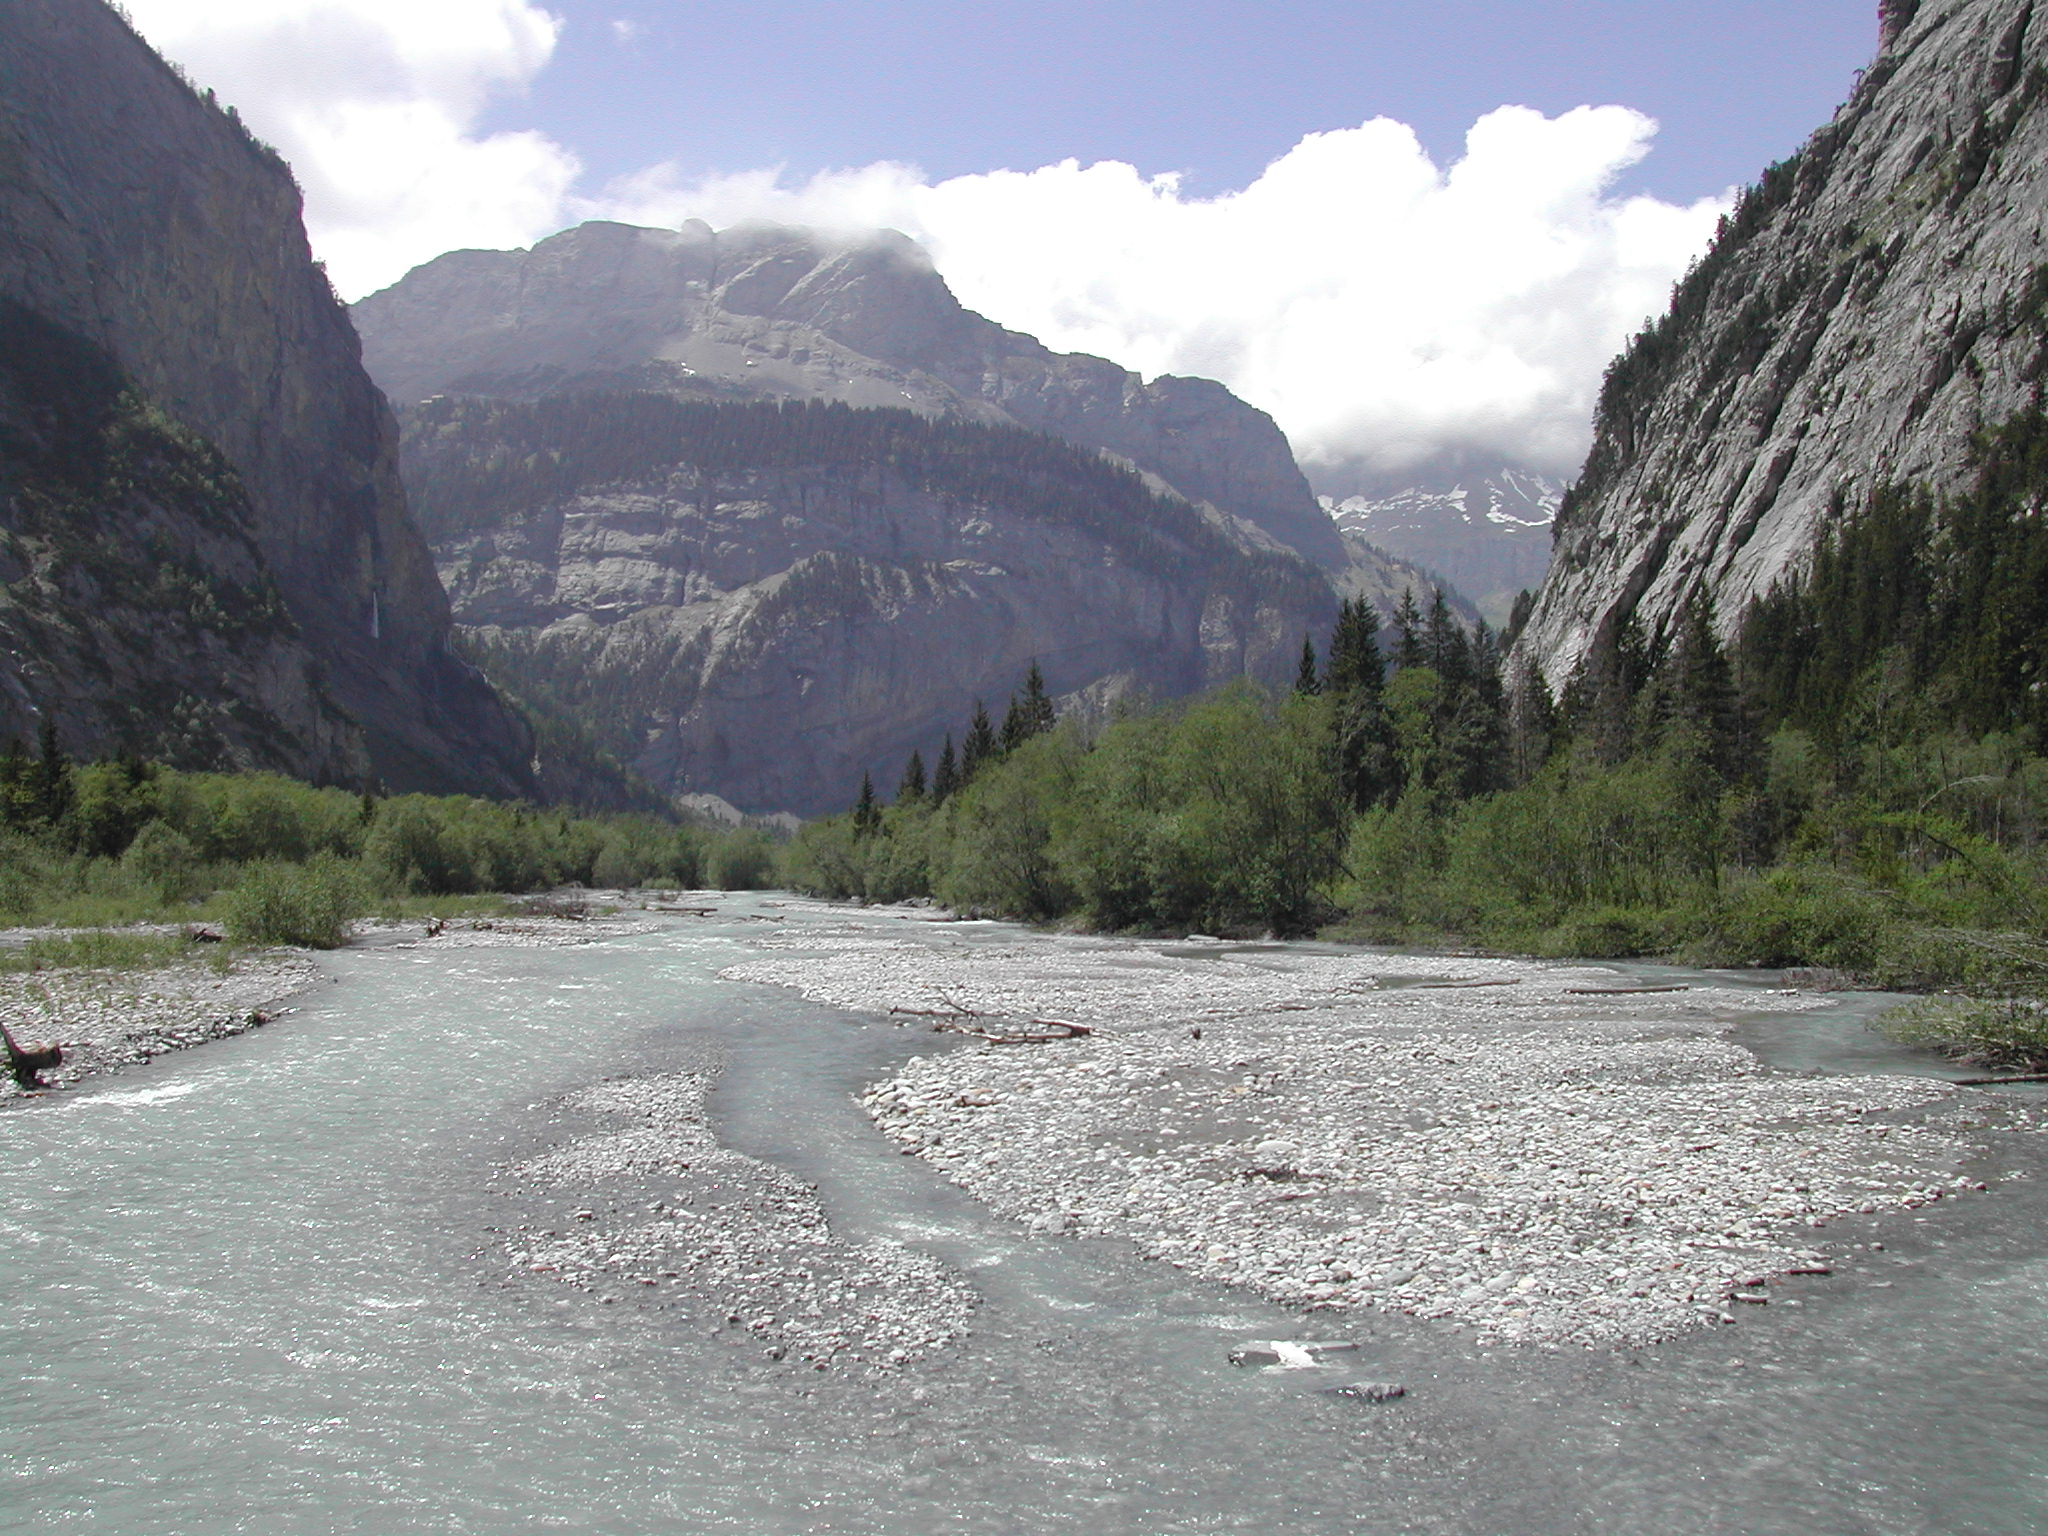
(592, 107), (1728, 478)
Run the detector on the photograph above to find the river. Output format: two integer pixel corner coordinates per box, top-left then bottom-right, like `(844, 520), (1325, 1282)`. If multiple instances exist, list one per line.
(5, 900), (2047, 1534)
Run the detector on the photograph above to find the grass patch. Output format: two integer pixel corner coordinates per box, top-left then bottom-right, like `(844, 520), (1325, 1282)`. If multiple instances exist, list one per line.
(0, 930), (218, 974)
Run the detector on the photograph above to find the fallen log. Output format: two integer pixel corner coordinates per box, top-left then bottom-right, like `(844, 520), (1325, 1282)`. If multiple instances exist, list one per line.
(1952, 1072), (2048, 1085)
(1566, 984), (1691, 996)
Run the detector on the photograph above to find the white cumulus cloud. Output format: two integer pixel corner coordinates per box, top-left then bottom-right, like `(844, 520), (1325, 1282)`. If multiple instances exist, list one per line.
(121, 0), (581, 301)
(592, 108), (1726, 479)
(119, 3), (1726, 478)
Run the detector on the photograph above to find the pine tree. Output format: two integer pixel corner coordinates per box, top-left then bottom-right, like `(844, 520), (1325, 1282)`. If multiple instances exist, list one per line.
(30, 717), (72, 829)
(1661, 595), (1750, 778)
(897, 748), (928, 804)
(852, 772), (881, 838)
(1505, 657), (1558, 786)
(1392, 588), (1425, 670)
(1325, 598), (1386, 696)
(1018, 661), (1056, 736)
(961, 700), (997, 781)
(932, 735), (959, 802)
(1294, 636), (1322, 696)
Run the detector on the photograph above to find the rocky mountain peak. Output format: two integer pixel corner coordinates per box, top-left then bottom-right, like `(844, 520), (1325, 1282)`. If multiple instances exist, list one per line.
(355, 218), (1349, 568)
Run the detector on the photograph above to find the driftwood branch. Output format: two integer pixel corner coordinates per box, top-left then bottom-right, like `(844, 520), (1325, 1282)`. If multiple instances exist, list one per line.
(1, 1020), (61, 1087)
(1566, 984), (1691, 996)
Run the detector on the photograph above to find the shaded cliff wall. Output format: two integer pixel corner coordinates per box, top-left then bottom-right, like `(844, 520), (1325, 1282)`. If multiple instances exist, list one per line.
(0, 0), (531, 792)
(1519, 0), (2048, 683)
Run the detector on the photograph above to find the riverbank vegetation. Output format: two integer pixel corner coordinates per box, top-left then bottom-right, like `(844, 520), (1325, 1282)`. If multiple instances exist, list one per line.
(0, 743), (780, 953)
(788, 419), (2048, 1063)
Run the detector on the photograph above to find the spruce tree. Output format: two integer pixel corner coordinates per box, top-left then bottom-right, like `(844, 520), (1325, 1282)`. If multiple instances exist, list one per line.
(852, 772), (881, 838)
(1392, 588), (1426, 670)
(30, 717), (72, 829)
(1018, 661), (1056, 736)
(1326, 598), (1386, 696)
(932, 736), (959, 802)
(1294, 636), (1322, 696)
(962, 700), (997, 780)
(897, 748), (927, 804)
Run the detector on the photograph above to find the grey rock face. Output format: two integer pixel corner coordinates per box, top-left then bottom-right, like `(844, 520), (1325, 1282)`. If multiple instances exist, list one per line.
(1518, 0), (2048, 684)
(407, 396), (1333, 816)
(0, 0), (530, 792)
(353, 219), (1349, 568)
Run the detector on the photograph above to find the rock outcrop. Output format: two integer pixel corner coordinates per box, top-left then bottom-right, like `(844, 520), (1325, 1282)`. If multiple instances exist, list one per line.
(0, 0), (531, 792)
(353, 219), (1350, 569)
(1518, 0), (2048, 682)
(406, 395), (1338, 816)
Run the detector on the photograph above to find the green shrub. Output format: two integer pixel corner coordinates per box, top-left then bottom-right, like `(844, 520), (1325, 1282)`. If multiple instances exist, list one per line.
(1878, 994), (2048, 1069)
(121, 819), (203, 903)
(704, 828), (778, 890)
(220, 854), (367, 948)
(1689, 865), (1894, 972)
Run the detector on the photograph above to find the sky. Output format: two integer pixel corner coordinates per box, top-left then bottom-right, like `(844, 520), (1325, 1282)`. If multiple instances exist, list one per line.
(120, 0), (1879, 481)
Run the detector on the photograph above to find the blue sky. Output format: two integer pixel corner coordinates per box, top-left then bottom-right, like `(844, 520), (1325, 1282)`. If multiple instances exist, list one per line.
(502, 0), (1876, 205)
(127, 0), (1881, 477)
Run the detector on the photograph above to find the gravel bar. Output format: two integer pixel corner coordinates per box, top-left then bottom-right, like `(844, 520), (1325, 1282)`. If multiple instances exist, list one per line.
(725, 917), (2004, 1349)
(0, 952), (319, 1100)
(494, 1071), (978, 1372)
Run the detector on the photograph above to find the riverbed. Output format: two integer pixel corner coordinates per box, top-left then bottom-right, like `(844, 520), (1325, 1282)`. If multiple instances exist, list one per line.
(5, 898), (2047, 1534)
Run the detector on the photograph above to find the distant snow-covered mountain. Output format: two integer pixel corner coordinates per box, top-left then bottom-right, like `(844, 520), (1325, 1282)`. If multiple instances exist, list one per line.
(1316, 464), (1562, 625)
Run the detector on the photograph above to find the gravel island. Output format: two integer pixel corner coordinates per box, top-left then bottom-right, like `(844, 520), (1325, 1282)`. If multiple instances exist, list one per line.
(724, 907), (2012, 1349)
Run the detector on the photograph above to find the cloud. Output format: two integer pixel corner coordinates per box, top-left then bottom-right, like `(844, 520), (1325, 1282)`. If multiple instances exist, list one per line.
(121, 0), (581, 301)
(590, 108), (1727, 480)
(609, 18), (640, 44)
(116, 4), (1725, 478)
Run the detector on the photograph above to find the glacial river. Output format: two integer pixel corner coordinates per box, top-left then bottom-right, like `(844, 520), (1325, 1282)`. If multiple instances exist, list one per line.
(5, 902), (2048, 1534)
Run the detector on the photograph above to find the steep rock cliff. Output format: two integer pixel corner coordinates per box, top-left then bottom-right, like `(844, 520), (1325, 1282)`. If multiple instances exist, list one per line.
(1518, 0), (2048, 682)
(405, 395), (1338, 816)
(352, 219), (1350, 569)
(0, 0), (531, 791)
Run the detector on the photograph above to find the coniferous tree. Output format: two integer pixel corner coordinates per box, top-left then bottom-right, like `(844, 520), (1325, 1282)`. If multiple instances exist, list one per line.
(31, 717), (72, 829)
(852, 771), (881, 838)
(1505, 657), (1558, 786)
(1018, 661), (1056, 737)
(961, 702), (997, 781)
(1325, 598), (1399, 810)
(1660, 596), (1750, 778)
(932, 735), (959, 802)
(898, 748), (928, 804)
(1294, 636), (1322, 696)
(1325, 597), (1386, 696)
(1392, 588), (1426, 670)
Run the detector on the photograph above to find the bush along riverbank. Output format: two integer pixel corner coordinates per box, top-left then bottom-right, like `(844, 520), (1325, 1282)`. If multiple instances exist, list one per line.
(0, 742), (787, 948)
(786, 441), (2048, 1069)
(0, 742), (791, 1095)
